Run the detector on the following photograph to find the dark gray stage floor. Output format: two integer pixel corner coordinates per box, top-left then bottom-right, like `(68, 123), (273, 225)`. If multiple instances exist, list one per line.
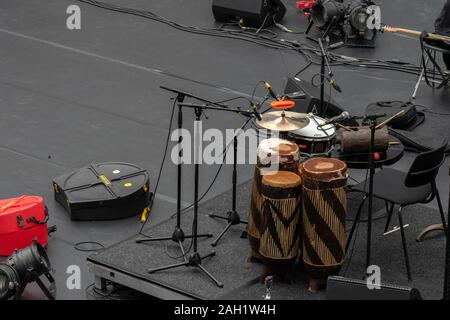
(89, 181), (447, 300)
(0, 0), (449, 299)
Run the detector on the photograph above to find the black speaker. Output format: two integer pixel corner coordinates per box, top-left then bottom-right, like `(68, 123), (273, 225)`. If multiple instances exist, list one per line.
(284, 77), (359, 126)
(326, 276), (422, 300)
(212, 0), (286, 28)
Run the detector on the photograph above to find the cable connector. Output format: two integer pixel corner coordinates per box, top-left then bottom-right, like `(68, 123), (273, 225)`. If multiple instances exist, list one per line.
(141, 207), (150, 223)
(275, 23), (292, 33)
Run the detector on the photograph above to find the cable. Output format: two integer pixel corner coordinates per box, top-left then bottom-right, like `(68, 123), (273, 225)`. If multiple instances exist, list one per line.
(138, 98), (177, 235)
(415, 103), (450, 116)
(74, 241), (105, 252)
(74, 0), (444, 78)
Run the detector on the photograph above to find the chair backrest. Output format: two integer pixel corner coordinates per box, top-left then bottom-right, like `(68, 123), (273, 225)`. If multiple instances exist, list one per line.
(423, 40), (450, 54)
(405, 139), (448, 188)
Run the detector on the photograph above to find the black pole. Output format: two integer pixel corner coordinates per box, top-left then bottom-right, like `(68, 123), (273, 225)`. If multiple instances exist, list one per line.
(176, 103), (183, 229)
(193, 108), (202, 253)
(444, 166), (450, 300)
(366, 119), (376, 274)
(320, 49), (326, 117)
(232, 136), (237, 212)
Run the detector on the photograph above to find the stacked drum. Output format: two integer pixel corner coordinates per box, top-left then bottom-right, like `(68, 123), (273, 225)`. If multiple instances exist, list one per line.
(259, 171), (302, 277)
(248, 138), (300, 263)
(248, 110), (347, 290)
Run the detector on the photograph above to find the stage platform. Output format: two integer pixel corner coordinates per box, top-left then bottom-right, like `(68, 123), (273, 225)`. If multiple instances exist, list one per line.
(88, 181), (446, 300)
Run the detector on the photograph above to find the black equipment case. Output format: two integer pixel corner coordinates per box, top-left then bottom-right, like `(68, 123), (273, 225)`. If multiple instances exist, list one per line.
(53, 162), (150, 221)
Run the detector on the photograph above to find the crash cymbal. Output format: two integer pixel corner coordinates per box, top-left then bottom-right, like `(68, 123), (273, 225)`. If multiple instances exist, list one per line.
(256, 111), (310, 132)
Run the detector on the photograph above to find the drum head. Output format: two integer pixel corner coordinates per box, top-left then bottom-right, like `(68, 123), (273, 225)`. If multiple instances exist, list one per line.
(301, 157), (347, 180)
(292, 114), (336, 140)
(262, 171), (302, 189)
(258, 138), (299, 156)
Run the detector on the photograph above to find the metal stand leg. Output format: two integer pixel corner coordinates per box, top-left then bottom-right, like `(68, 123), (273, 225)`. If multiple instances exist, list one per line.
(346, 196), (367, 252)
(398, 206), (412, 281)
(34, 277), (55, 300)
(412, 67), (425, 99)
(435, 187), (448, 237)
(384, 202), (395, 233)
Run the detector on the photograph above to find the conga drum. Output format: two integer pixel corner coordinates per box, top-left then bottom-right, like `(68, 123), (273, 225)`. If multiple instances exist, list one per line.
(247, 138), (299, 261)
(259, 171), (302, 277)
(300, 157), (347, 292)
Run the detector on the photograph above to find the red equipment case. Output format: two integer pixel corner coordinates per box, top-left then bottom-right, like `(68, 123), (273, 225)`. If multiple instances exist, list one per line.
(0, 196), (49, 256)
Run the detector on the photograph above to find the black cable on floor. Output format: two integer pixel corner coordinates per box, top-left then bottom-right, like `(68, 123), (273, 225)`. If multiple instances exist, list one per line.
(74, 241), (105, 252)
(74, 0), (444, 78)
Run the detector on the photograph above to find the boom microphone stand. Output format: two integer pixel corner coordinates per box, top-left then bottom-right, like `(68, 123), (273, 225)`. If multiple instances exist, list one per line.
(136, 87), (230, 260)
(141, 95), (256, 288)
(317, 38), (342, 118)
(346, 113), (386, 276)
(209, 134), (248, 247)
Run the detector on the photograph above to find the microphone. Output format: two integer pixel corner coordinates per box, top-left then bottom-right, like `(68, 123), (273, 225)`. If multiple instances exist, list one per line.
(250, 103), (263, 121)
(328, 79), (342, 93)
(265, 82), (279, 100)
(323, 111), (351, 125)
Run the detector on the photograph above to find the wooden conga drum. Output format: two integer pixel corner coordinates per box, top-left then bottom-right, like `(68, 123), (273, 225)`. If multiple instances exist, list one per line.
(247, 138), (299, 262)
(300, 158), (347, 292)
(259, 171), (302, 278)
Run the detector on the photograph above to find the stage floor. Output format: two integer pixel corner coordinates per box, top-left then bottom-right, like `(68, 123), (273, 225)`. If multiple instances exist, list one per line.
(88, 181), (446, 300)
(0, 0), (449, 299)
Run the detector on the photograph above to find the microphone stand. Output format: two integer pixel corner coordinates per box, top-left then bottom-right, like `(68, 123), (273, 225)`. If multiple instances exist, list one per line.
(135, 87), (232, 282)
(140, 94), (255, 288)
(209, 135), (248, 247)
(318, 38), (340, 118)
(136, 91), (213, 262)
(346, 113), (385, 278)
(444, 167), (450, 300)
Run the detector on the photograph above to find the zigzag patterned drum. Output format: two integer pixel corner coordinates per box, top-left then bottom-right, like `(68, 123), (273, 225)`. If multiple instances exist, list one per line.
(247, 138), (299, 261)
(300, 158), (347, 292)
(259, 171), (302, 267)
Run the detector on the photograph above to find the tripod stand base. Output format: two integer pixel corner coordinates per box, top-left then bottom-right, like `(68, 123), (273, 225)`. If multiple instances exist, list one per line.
(135, 228), (212, 243)
(148, 251), (224, 288)
(209, 211), (248, 247)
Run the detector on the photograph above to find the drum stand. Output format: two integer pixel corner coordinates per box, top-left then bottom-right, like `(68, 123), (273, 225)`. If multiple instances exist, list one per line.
(346, 113), (385, 277)
(209, 135), (248, 247)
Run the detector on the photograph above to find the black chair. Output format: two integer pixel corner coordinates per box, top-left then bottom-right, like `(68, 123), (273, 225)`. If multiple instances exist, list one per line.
(346, 139), (448, 280)
(412, 34), (450, 99)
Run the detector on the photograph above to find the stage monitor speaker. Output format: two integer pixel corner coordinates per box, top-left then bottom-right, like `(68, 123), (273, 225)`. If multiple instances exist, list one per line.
(326, 276), (422, 300)
(212, 0), (286, 28)
(284, 77), (359, 127)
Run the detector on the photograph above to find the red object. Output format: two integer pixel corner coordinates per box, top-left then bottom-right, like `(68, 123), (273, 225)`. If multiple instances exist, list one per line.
(374, 152), (381, 161)
(0, 196), (49, 256)
(271, 100), (296, 109)
(297, 0), (315, 10)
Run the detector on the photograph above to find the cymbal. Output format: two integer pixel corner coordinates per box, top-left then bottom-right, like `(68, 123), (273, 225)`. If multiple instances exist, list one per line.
(256, 111), (310, 132)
